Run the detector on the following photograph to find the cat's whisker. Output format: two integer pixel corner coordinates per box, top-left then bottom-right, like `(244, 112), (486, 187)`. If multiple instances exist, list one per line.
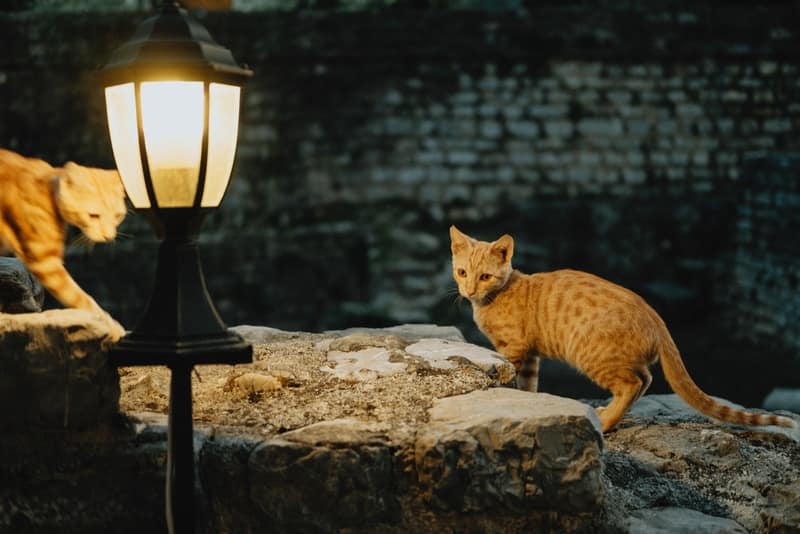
(68, 234), (90, 249)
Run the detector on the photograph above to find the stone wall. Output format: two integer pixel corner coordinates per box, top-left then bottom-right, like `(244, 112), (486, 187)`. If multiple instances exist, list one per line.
(721, 155), (800, 357)
(2, 2), (800, 399)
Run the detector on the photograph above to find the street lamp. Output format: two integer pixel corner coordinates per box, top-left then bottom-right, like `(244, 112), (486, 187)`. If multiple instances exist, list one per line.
(99, 2), (253, 532)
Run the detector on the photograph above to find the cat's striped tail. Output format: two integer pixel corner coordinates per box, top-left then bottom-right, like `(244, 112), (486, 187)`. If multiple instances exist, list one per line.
(658, 337), (796, 429)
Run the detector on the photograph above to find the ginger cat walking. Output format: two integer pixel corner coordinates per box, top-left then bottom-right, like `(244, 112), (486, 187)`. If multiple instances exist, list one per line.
(450, 226), (795, 432)
(0, 149), (127, 340)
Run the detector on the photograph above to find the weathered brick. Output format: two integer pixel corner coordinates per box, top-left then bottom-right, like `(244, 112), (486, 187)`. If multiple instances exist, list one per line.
(507, 120), (539, 139)
(626, 119), (652, 136)
(447, 151), (479, 166)
(544, 120), (574, 138)
(528, 104), (568, 118)
(508, 142), (536, 166)
(622, 169), (647, 184)
(480, 120), (503, 138)
(764, 118), (792, 133)
(577, 118), (624, 136)
(677, 103), (703, 117)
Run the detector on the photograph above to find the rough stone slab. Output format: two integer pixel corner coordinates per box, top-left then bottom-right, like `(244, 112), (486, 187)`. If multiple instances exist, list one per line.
(0, 257), (44, 313)
(0, 309), (119, 430)
(324, 324), (465, 342)
(247, 419), (398, 532)
(415, 389), (603, 513)
(625, 394), (799, 441)
(316, 333), (514, 384)
(763, 387), (800, 413)
(605, 399), (800, 533)
(233, 323), (466, 345)
(322, 347), (408, 381)
(405, 338), (515, 383)
(624, 507), (748, 534)
(230, 324), (304, 344)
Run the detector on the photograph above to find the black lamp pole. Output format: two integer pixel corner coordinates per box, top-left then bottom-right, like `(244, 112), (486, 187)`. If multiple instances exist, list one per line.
(99, 2), (253, 532)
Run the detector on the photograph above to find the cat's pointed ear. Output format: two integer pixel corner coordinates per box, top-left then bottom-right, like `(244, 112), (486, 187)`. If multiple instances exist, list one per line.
(61, 161), (82, 187)
(491, 234), (514, 263)
(450, 225), (474, 255)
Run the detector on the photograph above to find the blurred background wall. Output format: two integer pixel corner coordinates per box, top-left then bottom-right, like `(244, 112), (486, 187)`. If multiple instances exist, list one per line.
(1, 0), (799, 405)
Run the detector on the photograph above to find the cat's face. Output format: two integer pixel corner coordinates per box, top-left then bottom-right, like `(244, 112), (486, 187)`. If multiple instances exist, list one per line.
(450, 225), (514, 304)
(55, 162), (127, 243)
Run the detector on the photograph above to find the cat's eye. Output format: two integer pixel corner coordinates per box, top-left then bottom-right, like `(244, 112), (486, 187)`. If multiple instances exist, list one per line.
(457, 268), (467, 278)
(479, 273), (492, 281)
(88, 213), (101, 220)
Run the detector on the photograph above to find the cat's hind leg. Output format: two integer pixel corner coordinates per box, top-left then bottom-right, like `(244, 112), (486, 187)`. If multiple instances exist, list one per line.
(594, 366), (649, 432)
(496, 341), (538, 392)
(516, 352), (540, 392)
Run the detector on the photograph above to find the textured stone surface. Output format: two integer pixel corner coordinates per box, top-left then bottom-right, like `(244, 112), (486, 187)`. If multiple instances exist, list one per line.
(248, 419), (398, 532)
(325, 324), (466, 342)
(763, 387), (800, 414)
(723, 155), (800, 363)
(406, 338), (516, 383)
(0, 309), (119, 430)
(0, 257), (44, 313)
(3, 323), (800, 532)
(623, 507), (747, 534)
(603, 394), (800, 533)
(317, 333), (515, 383)
(415, 389), (604, 513)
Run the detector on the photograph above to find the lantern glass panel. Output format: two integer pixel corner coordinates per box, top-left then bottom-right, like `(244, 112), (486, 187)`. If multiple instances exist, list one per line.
(140, 81), (204, 208)
(202, 83), (241, 208)
(105, 82), (150, 208)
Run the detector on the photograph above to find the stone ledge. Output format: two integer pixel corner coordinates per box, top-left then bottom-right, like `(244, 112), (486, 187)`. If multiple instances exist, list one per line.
(0, 309), (119, 430)
(2, 320), (799, 533)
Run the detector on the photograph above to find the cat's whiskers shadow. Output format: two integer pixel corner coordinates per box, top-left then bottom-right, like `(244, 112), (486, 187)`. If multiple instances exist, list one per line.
(67, 234), (95, 253)
(444, 286), (468, 309)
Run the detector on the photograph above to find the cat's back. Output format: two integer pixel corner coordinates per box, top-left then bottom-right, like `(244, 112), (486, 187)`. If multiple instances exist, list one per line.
(528, 268), (652, 316)
(0, 149), (54, 201)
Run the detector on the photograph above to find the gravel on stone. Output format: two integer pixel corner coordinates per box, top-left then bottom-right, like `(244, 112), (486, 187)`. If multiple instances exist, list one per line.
(119, 328), (499, 440)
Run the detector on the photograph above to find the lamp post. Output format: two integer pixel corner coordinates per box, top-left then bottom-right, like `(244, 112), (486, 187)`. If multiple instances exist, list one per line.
(99, 2), (253, 532)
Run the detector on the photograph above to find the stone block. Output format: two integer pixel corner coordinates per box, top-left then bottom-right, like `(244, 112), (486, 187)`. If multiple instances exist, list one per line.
(507, 120), (539, 139)
(0, 309), (120, 430)
(248, 419), (398, 532)
(528, 104), (567, 119)
(543, 119), (574, 138)
(480, 119), (503, 138)
(578, 118), (623, 137)
(624, 507), (747, 534)
(415, 389), (603, 513)
(0, 257), (43, 313)
(764, 118), (792, 133)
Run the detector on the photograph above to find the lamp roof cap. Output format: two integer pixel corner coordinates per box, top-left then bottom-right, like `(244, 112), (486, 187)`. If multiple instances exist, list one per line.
(101, 1), (252, 86)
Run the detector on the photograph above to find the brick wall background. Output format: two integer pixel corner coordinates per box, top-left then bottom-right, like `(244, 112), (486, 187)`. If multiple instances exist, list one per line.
(723, 155), (800, 355)
(1, 1), (799, 403)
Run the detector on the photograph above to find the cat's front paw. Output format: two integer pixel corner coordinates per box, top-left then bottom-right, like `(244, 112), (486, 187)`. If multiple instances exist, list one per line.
(99, 314), (126, 342)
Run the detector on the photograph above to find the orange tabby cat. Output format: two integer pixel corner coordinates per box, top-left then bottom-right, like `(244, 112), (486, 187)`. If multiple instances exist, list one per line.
(450, 225), (795, 432)
(0, 149), (127, 340)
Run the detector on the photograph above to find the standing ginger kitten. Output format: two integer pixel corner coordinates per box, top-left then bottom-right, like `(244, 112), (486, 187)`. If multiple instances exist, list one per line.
(0, 149), (127, 340)
(450, 225), (796, 432)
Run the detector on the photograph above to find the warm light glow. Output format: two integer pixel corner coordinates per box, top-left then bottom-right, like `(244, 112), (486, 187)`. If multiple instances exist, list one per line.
(105, 83), (150, 208)
(141, 81), (204, 207)
(105, 80), (242, 210)
(202, 83), (241, 207)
